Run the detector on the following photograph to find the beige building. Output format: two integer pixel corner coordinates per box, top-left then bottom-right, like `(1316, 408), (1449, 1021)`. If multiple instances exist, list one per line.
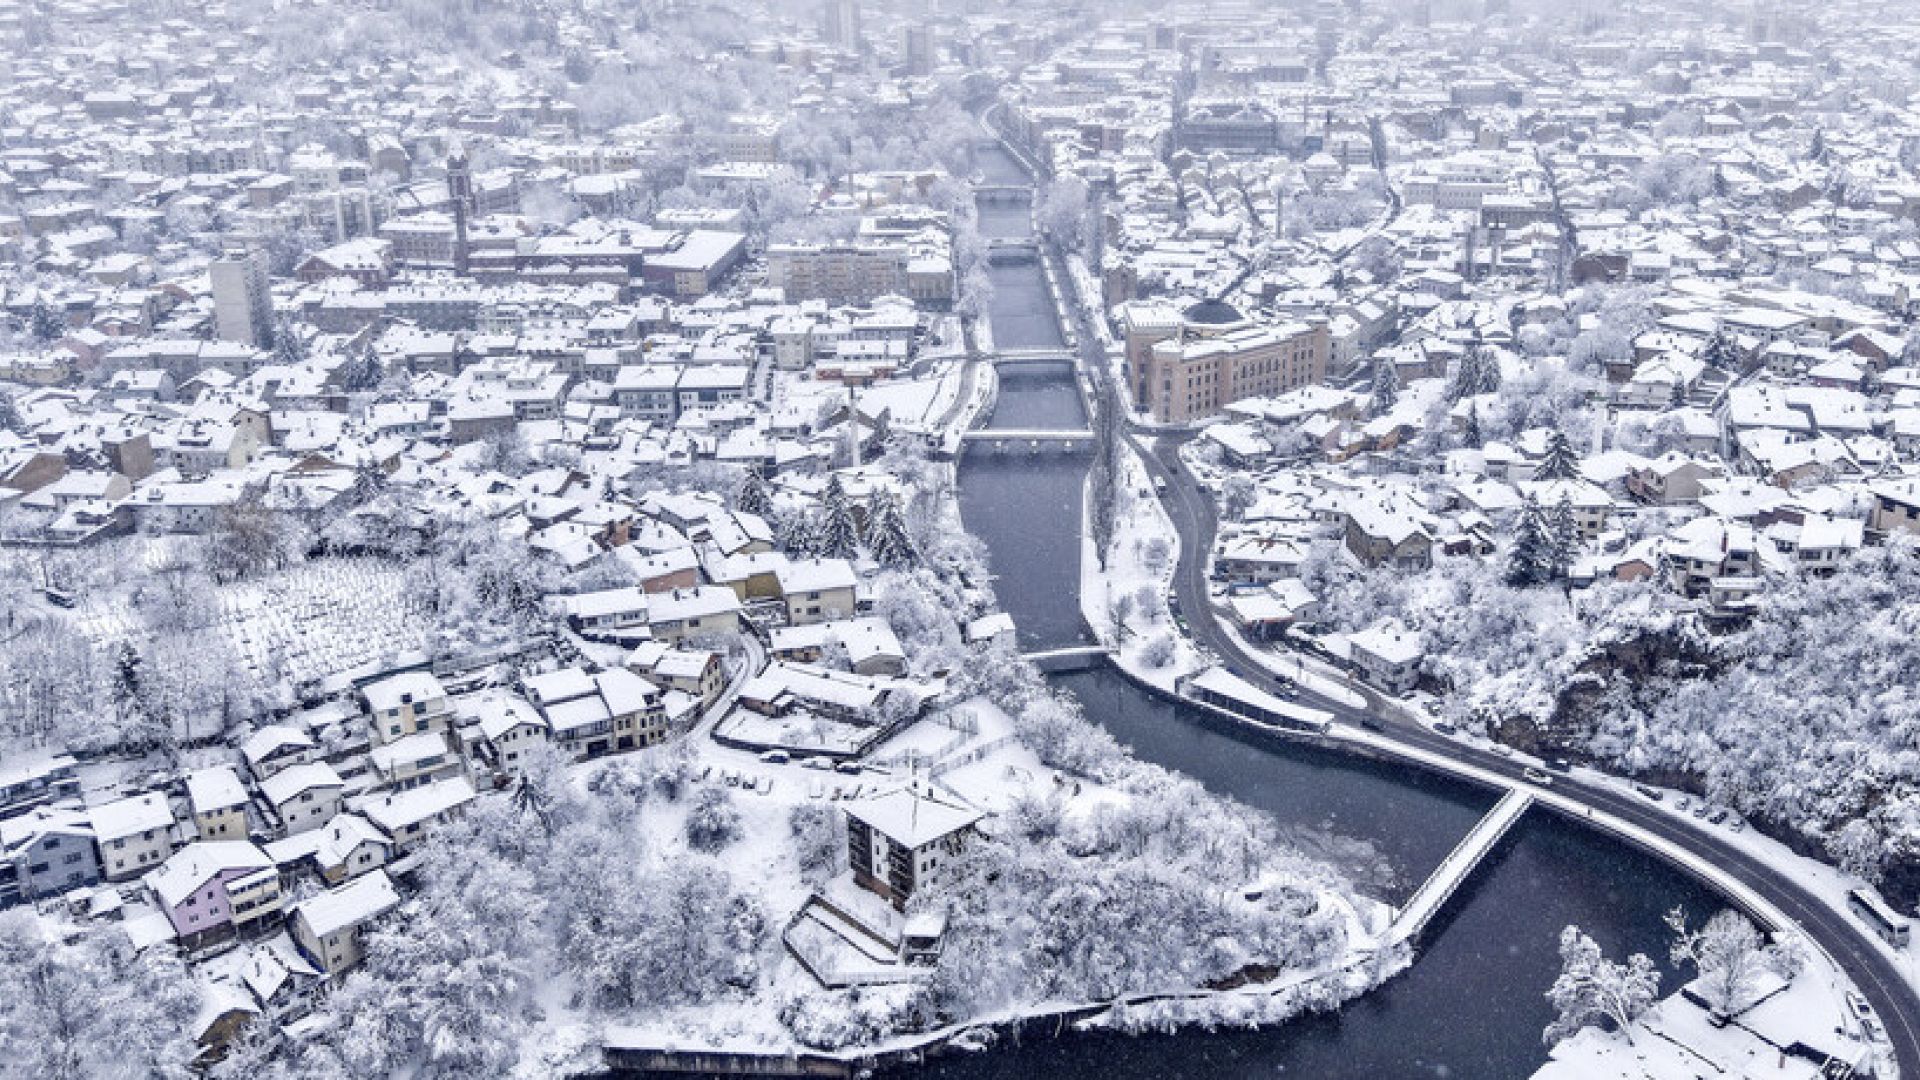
(1124, 300), (1328, 424)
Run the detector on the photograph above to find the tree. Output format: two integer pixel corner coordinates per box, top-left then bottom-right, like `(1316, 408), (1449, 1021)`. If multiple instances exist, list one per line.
(1544, 925), (1659, 1047)
(817, 477), (859, 560)
(1547, 497), (1579, 580)
(0, 913), (200, 1079)
(1701, 329), (1736, 372)
(685, 786), (743, 852)
(1665, 908), (1770, 1017)
(1448, 337), (1498, 401)
(863, 491), (917, 568)
(1461, 403), (1484, 449)
(0, 390), (22, 435)
(1507, 497), (1555, 587)
(1220, 474), (1257, 521)
(775, 510), (817, 556)
(272, 317), (309, 366)
(735, 470), (772, 518)
(29, 298), (64, 343)
(1536, 429), (1581, 480)
(1370, 357), (1400, 417)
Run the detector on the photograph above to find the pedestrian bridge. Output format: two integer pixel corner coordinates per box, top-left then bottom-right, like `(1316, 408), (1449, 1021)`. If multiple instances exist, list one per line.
(1021, 644), (1113, 673)
(960, 428), (1096, 453)
(986, 238), (1040, 264)
(975, 184), (1034, 207)
(1388, 788), (1533, 944)
(991, 349), (1077, 370)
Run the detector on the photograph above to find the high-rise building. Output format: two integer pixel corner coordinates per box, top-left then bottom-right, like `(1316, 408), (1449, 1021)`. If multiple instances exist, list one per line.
(210, 248), (271, 349)
(822, 0), (861, 49)
(903, 24), (935, 76)
(447, 145), (473, 277)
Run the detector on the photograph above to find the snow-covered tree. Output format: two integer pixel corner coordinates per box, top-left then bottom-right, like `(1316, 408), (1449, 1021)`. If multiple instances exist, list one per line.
(1370, 357), (1400, 417)
(1665, 908), (1770, 1017)
(1536, 429), (1580, 480)
(685, 786), (743, 852)
(863, 491), (917, 568)
(1506, 497), (1555, 587)
(735, 470), (771, 517)
(1543, 925), (1658, 1047)
(0, 912), (201, 1079)
(1547, 497), (1578, 580)
(1700, 329), (1737, 371)
(1461, 404), (1484, 449)
(817, 478), (859, 560)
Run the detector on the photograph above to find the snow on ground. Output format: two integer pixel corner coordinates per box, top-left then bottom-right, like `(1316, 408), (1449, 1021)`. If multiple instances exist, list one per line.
(1079, 439), (1205, 691)
(70, 554), (426, 691)
(1536, 965), (1877, 1080)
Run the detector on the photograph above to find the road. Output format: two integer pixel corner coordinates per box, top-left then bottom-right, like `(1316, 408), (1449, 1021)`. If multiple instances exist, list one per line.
(1134, 432), (1920, 1078)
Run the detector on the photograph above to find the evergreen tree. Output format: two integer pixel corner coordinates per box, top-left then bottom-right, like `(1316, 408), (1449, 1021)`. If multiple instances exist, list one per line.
(1808, 127), (1827, 164)
(1370, 357), (1400, 417)
(1474, 339), (1502, 395)
(0, 390), (21, 435)
(1506, 497), (1554, 587)
(1447, 340), (1482, 402)
(1547, 496), (1578, 580)
(28, 298), (63, 342)
(774, 510), (816, 556)
(864, 491), (917, 568)
(817, 478), (859, 560)
(1701, 330), (1736, 371)
(735, 470), (772, 518)
(1536, 428), (1581, 480)
(272, 317), (309, 366)
(1462, 403), (1484, 449)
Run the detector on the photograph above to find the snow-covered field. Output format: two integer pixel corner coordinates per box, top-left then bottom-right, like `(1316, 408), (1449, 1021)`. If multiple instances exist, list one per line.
(71, 554), (427, 691)
(1078, 440), (1204, 690)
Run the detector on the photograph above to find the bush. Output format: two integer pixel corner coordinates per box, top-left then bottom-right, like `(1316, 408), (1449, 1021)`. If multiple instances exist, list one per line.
(685, 787), (743, 852)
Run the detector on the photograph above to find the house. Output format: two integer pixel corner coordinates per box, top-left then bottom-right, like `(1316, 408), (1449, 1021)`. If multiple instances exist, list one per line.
(767, 617), (906, 676)
(1348, 620), (1424, 695)
(1343, 500), (1434, 569)
(361, 671), (454, 746)
(89, 792), (179, 882)
(559, 586), (651, 633)
(842, 781), (984, 910)
(0, 806), (101, 907)
(647, 586), (744, 642)
(259, 762), (346, 836)
(627, 642), (732, 705)
(525, 667), (668, 758)
(0, 751), (82, 820)
(463, 693), (550, 781)
(776, 558), (859, 626)
(362, 778), (477, 854)
(738, 661), (902, 724)
(242, 725), (318, 781)
(265, 812), (393, 886)
(147, 841), (281, 948)
(1869, 479), (1920, 537)
(289, 870), (401, 976)
(186, 767), (251, 842)
(1627, 453), (1724, 506)
(367, 730), (463, 791)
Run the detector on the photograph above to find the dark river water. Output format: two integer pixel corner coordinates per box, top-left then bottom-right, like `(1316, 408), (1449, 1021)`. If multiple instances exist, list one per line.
(907, 144), (1726, 1080)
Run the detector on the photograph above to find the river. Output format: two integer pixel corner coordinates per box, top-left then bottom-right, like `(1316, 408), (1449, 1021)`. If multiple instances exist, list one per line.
(909, 144), (1725, 1079)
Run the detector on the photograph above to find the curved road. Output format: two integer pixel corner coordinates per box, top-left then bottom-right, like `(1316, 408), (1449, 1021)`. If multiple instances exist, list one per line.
(1135, 433), (1920, 1079)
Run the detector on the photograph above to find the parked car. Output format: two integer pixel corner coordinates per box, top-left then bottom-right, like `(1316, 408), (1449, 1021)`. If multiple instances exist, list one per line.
(1546, 758), (1572, 773)
(1634, 783), (1662, 801)
(1524, 767), (1553, 786)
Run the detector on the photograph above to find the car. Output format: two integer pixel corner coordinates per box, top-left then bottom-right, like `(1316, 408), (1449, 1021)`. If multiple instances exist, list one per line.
(834, 761), (862, 775)
(1847, 991), (1875, 1023)
(1489, 744), (1515, 758)
(1153, 478), (1169, 495)
(1676, 797), (1692, 812)
(1634, 783), (1663, 801)
(41, 588), (74, 608)
(1358, 717), (1384, 732)
(1729, 817), (1746, 833)
(1546, 758), (1572, 773)
(1524, 767), (1553, 786)
(1692, 803), (1710, 819)
(1434, 722), (1459, 736)
(758, 750), (790, 765)
(1708, 808), (1728, 824)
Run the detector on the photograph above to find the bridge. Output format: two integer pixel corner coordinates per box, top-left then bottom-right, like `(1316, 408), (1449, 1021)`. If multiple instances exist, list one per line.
(990, 348), (1078, 370)
(975, 184), (1034, 207)
(1388, 788), (1533, 945)
(986, 237), (1040, 264)
(1021, 644), (1113, 673)
(960, 428), (1096, 453)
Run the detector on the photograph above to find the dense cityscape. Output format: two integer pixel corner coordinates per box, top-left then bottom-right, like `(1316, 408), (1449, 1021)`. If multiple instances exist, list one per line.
(2, 0), (1920, 1076)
